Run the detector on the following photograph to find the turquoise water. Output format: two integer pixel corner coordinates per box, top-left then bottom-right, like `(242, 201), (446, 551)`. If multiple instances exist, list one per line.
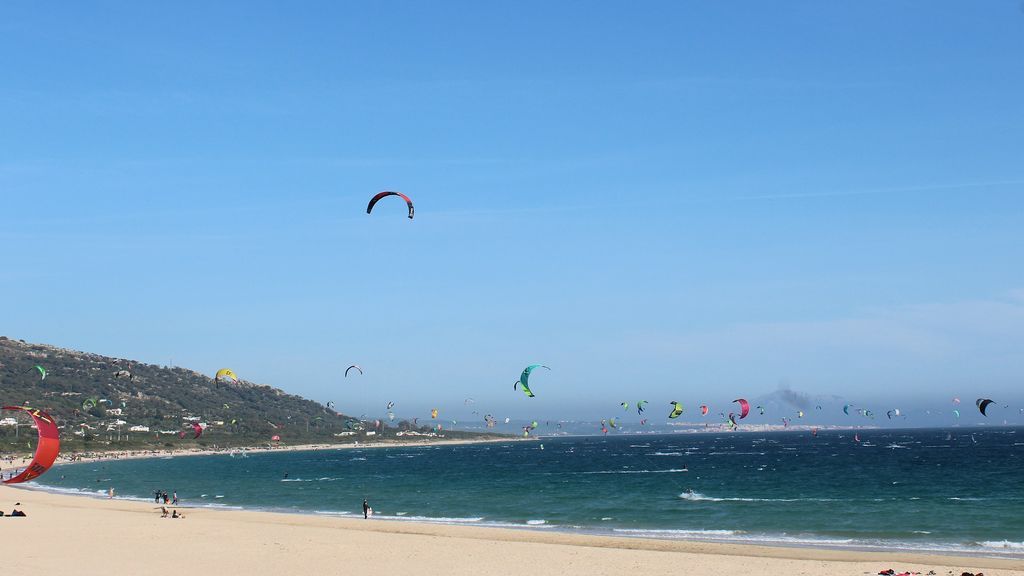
(31, 428), (1024, 557)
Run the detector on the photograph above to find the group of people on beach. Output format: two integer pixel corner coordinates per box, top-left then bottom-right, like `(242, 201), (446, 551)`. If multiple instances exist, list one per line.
(159, 506), (184, 519)
(153, 490), (177, 505)
(152, 489), (184, 518)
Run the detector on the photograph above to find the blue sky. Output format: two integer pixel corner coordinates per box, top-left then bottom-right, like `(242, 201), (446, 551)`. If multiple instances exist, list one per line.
(2, 1), (1023, 423)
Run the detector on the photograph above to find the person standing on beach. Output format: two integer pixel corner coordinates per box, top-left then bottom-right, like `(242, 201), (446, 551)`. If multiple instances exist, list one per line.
(362, 499), (370, 519)
(172, 492), (178, 505)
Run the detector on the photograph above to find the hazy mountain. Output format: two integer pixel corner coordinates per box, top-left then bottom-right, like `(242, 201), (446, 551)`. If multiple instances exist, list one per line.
(0, 336), (500, 450)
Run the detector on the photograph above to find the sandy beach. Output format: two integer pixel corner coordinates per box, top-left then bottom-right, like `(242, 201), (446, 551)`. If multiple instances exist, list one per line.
(1, 485), (1020, 576)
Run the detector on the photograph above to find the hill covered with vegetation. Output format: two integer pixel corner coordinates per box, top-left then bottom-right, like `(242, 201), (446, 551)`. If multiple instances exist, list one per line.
(0, 337), (502, 452)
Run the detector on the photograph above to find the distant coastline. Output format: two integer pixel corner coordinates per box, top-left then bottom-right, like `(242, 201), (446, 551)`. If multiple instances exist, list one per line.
(0, 435), (527, 478)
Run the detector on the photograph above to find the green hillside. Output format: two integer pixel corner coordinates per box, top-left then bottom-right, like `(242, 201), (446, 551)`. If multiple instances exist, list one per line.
(0, 337), (501, 452)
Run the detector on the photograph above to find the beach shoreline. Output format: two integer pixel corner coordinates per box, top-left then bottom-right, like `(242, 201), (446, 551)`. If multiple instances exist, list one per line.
(1, 485), (1021, 576)
(18, 478), (1024, 563)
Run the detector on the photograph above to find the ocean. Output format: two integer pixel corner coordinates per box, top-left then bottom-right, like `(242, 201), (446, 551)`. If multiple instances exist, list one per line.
(31, 428), (1024, 558)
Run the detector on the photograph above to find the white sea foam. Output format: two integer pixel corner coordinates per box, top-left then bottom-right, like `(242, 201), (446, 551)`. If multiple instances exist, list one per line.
(979, 540), (1024, 550)
(678, 491), (836, 503)
(195, 503), (244, 510)
(614, 528), (741, 536)
(582, 469), (688, 474)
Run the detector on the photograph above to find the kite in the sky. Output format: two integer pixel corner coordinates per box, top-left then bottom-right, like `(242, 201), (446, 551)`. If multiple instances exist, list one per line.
(668, 401), (684, 419)
(367, 191), (414, 219)
(515, 364), (549, 397)
(215, 369), (238, 383)
(1, 406), (59, 484)
(976, 398), (994, 417)
(733, 398), (750, 419)
(345, 365), (363, 377)
(26, 365), (46, 381)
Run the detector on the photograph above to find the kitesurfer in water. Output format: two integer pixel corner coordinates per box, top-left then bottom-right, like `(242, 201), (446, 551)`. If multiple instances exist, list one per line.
(363, 499), (370, 519)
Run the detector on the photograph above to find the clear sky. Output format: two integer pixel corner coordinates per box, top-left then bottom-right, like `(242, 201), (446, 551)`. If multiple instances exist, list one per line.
(2, 1), (1022, 423)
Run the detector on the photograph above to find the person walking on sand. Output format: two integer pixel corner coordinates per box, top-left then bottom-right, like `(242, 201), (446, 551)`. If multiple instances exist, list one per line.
(362, 499), (370, 519)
